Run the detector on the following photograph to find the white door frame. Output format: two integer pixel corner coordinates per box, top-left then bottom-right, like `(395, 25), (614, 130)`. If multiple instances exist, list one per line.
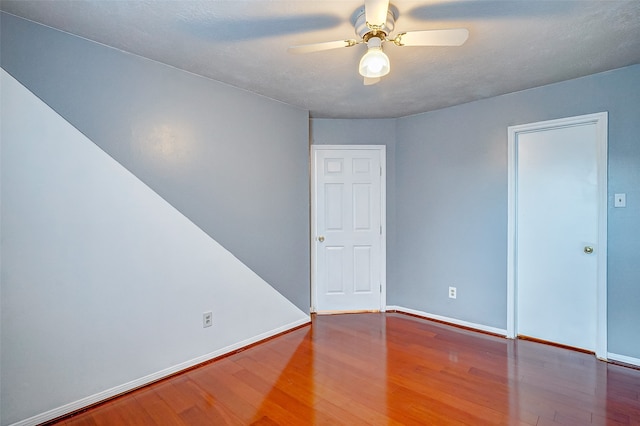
(310, 145), (386, 313)
(506, 112), (608, 359)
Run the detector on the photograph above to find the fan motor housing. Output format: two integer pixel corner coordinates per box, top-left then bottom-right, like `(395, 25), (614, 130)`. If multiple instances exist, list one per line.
(351, 4), (399, 39)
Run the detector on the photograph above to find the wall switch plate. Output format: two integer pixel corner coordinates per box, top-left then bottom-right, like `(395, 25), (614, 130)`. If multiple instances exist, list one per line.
(449, 286), (457, 299)
(203, 311), (213, 328)
(614, 193), (626, 208)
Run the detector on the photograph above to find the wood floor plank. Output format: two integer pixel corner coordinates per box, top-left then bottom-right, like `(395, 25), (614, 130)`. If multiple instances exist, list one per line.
(47, 313), (640, 425)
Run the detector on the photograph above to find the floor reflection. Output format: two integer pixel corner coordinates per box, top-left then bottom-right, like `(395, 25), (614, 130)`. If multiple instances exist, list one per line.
(59, 313), (640, 425)
(244, 326), (314, 424)
(254, 313), (389, 424)
(508, 337), (622, 424)
(385, 314), (510, 423)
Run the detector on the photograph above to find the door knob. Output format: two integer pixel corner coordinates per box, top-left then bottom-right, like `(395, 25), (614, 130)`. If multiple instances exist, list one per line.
(318, 236), (325, 242)
(584, 246), (594, 254)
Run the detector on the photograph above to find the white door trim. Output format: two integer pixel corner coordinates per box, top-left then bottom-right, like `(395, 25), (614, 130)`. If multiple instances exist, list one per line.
(310, 145), (386, 313)
(507, 112), (608, 359)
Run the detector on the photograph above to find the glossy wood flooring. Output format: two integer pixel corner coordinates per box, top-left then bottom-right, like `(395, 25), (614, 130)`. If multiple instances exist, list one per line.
(51, 313), (640, 425)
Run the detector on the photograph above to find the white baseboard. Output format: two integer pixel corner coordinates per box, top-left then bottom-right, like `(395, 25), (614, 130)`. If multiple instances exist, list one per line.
(10, 317), (311, 426)
(387, 305), (507, 337)
(607, 352), (640, 367)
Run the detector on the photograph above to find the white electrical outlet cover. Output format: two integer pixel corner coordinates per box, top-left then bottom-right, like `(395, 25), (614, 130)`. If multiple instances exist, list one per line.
(203, 312), (213, 328)
(614, 193), (626, 208)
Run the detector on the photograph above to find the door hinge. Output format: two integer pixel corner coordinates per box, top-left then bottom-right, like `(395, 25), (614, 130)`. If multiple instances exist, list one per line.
(380, 225), (382, 235)
(380, 166), (382, 176)
(380, 283), (382, 293)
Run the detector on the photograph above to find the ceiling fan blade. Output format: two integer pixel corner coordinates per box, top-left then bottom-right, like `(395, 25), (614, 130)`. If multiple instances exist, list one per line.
(288, 39), (358, 54)
(393, 29), (469, 47)
(365, 0), (390, 28)
(364, 77), (381, 86)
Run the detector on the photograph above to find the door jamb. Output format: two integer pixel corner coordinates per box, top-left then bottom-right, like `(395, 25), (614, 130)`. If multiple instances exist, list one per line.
(506, 112), (608, 359)
(310, 145), (387, 314)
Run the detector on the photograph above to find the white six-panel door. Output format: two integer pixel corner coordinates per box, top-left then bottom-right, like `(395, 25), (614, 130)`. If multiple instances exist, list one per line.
(311, 146), (386, 313)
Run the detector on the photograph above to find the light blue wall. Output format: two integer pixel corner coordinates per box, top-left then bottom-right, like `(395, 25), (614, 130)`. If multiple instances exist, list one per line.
(0, 12), (310, 311)
(395, 104), (508, 328)
(394, 65), (640, 357)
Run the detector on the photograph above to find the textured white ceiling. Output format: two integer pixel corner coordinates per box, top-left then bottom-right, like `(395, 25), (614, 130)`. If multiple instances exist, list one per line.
(2, 1), (640, 118)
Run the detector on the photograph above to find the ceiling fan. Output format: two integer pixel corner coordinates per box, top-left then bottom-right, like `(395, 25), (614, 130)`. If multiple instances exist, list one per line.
(288, 0), (469, 85)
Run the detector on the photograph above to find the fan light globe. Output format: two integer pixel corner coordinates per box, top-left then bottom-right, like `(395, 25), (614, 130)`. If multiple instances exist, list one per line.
(359, 37), (390, 78)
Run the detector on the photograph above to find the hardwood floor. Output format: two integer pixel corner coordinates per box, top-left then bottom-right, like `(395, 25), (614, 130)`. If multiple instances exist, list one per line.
(51, 313), (640, 425)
